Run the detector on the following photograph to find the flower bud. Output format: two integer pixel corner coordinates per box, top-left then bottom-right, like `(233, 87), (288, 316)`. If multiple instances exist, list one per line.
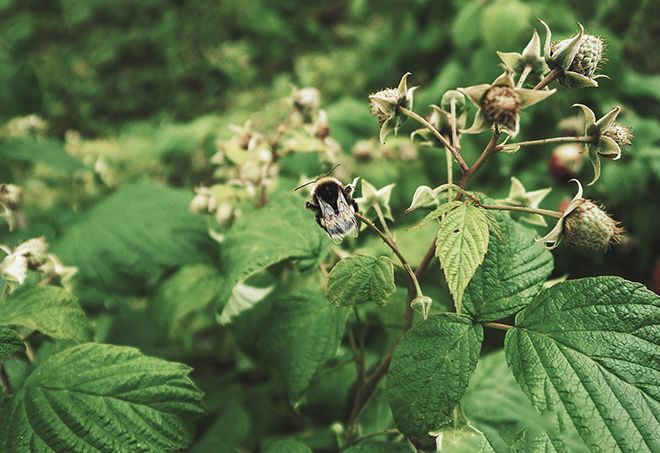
(603, 123), (633, 147)
(14, 237), (49, 267)
(411, 295), (432, 321)
(215, 203), (235, 226)
(0, 253), (28, 284)
(565, 35), (604, 79)
(0, 184), (22, 208)
(190, 187), (217, 214)
(369, 73), (418, 143)
(440, 90), (467, 115)
(482, 86), (521, 132)
(406, 186), (439, 213)
(563, 200), (624, 252)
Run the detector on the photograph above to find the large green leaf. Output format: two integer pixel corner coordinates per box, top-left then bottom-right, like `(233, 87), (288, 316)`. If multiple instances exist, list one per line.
(0, 327), (23, 361)
(0, 343), (204, 452)
(0, 286), (90, 342)
(463, 212), (553, 321)
(505, 277), (660, 452)
(54, 181), (212, 298)
(218, 193), (328, 322)
(327, 255), (395, 307)
(149, 265), (224, 340)
(0, 138), (86, 172)
(262, 439), (312, 453)
(344, 441), (414, 452)
(435, 203), (489, 313)
(260, 290), (348, 401)
(387, 314), (483, 437)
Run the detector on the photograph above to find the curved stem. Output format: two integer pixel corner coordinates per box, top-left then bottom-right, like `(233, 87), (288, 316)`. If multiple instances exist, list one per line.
(516, 64), (533, 88)
(355, 212), (422, 297)
(498, 135), (594, 151)
(482, 321), (513, 331)
(399, 107), (469, 173)
(533, 67), (561, 90)
(373, 204), (394, 243)
(479, 204), (563, 219)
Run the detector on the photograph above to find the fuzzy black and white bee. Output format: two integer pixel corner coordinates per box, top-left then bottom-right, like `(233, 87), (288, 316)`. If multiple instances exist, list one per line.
(296, 167), (360, 244)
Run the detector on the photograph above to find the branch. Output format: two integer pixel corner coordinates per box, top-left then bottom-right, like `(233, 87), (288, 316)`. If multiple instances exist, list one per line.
(497, 135), (594, 151)
(482, 322), (513, 331)
(479, 204), (563, 219)
(399, 107), (469, 173)
(533, 67), (562, 90)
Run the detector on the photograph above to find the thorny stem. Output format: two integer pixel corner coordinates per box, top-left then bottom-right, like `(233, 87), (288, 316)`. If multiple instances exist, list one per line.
(497, 135), (594, 151)
(447, 99), (460, 201)
(399, 107), (469, 174)
(482, 322), (513, 331)
(516, 64), (533, 88)
(0, 365), (12, 395)
(479, 204), (563, 219)
(533, 67), (561, 90)
(354, 213), (422, 298)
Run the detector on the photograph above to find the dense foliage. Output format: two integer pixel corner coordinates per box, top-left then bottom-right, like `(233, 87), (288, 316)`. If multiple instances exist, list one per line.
(0, 0), (658, 452)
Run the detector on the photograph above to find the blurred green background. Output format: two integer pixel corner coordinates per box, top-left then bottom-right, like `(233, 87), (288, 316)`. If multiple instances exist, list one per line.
(0, 0), (658, 450)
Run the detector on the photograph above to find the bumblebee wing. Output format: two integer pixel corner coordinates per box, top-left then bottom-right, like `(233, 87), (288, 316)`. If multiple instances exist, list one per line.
(317, 198), (344, 243)
(336, 192), (359, 239)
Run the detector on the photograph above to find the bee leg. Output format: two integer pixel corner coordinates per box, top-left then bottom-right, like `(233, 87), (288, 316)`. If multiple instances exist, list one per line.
(305, 201), (319, 211)
(351, 199), (359, 213)
(344, 184), (354, 196)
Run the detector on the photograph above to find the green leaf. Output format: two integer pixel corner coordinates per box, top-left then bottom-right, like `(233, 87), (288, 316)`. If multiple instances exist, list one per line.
(387, 314), (483, 437)
(0, 343), (204, 452)
(435, 203), (489, 312)
(410, 200), (463, 231)
(463, 212), (553, 321)
(0, 286), (90, 342)
(260, 290), (349, 401)
(54, 181), (212, 299)
(218, 193), (328, 322)
(327, 255), (395, 307)
(149, 265), (224, 340)
(190, 399), (250, 453)
(0, 138), (86, 172)
(505, 277), (660, 452)
(0, 327), (24, 361)
(262, 439), (312, 453)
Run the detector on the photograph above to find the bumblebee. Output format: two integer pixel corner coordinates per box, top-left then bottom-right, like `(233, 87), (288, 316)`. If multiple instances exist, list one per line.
(296, 169), (359, 244)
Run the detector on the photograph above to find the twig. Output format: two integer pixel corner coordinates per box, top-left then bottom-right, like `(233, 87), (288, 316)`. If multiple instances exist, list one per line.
(399, 107), (469, 174)
(482, 322), (513, 331)
(355, 213), (422, 297)
(497, 135), (594, 151)
(533, 67), (561, 90)
(479, 204), (563, 219)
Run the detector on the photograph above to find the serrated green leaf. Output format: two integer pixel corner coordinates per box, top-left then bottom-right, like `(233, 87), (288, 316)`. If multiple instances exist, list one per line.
(0, 327), (24, 361)
(260, 290), (348, 401)
(327, 255), (395, 307)
(387, 314), (483, 437)
(262, 438), (312, 453)
(505, 277), (660, 452)
(463, 212), (553, 321)
(0, 343), (204, 452)
(149, 265), (224, 340)
(218, 193), (328, 322)
(411, 200), (463, 231)
(54, 181), (212, 299)
(435, 203), (489, 311)
(0, 286), (90, 342)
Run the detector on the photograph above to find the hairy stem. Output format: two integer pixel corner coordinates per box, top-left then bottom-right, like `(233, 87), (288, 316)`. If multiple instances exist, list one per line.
(498, 135), (594, 151)
(355, 212), (422, 297)
(399, 107), (469, 173)
(479, 204), (563, 219)
(533, 67), (561, 90)
(482, 321), (513, 331)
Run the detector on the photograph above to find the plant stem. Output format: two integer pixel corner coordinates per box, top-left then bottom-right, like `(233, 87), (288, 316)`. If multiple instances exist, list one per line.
(447, 99), (460, 201)
(479, 204), (563, 219)
(373, 204), (395, 244)
(482, 322), (513, 331)
(345, 429), (400, 448)
(355, 212), (422, 297)
(0, 365), (12, 395)
(347, 316), (365, 385)
(399, 107), (469, 174)
(516, 64), (533, 88)
(533, 67), (561, 90)
(497, 135), (594, 151)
